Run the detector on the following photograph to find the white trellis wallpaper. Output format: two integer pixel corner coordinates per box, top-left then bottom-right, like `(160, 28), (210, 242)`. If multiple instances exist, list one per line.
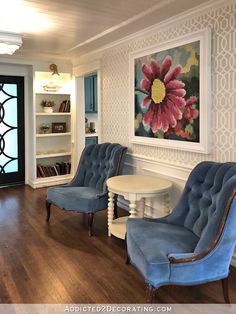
(101, 1), (236, 167)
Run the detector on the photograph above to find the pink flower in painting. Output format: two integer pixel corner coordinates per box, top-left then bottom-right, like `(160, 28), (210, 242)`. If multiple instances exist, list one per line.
(174, 122), (193, 140)
(165, 96), (199, 141)
(140, 56), (186, 133)
(183, 96), (199, 124)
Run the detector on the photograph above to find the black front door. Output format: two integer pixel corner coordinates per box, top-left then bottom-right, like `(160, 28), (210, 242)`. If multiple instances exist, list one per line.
(0, 76), (25, 186)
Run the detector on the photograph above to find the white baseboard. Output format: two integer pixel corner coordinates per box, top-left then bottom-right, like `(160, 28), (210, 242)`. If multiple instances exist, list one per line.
(28, 175), (73, 189)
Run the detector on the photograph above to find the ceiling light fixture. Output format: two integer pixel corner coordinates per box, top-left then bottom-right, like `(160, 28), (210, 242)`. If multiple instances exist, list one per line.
(0, 32), (22, 55)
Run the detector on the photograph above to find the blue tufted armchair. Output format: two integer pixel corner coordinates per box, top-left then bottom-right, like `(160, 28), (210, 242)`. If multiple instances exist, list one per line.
(127, 162), (236, 303)
(46, 143), (127, 236)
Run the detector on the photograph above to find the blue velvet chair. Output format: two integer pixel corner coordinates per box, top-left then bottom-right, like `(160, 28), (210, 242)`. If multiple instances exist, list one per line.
(46, 143), (127, 236)
(126, 161), (236, 303)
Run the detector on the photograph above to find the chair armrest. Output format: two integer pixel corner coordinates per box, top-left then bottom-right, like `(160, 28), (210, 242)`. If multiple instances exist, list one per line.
(96, 191), (108, 198)
(169, 187), (236, 264)
(66, 182), (78, 187)
(53, 183), (71, 187)
(168, 253), (197, 263)
(143, 214), (172, 223)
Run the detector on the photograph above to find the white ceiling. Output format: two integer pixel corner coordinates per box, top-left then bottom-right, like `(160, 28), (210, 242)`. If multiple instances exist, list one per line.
(0, 0), (212, 60)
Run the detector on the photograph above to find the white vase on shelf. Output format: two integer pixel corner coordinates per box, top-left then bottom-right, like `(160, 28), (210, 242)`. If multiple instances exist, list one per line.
(43, 107), (53, 113)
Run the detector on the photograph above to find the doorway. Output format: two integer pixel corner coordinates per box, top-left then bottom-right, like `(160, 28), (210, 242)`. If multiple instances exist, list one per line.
(0, 76), (25, 186)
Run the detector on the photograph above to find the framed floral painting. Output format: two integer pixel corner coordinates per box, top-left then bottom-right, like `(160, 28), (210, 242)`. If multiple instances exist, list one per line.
(130, 28), (211, 153)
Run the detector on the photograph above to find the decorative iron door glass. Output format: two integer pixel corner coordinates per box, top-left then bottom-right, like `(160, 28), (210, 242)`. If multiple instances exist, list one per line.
(0, 76), (25, 185)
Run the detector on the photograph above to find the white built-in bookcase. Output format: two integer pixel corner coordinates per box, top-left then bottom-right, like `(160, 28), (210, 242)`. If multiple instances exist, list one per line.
(28, 71), (75, 188)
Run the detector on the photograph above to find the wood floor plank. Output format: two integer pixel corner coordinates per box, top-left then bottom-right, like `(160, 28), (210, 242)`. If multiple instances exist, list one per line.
(0, 185), (235, 303)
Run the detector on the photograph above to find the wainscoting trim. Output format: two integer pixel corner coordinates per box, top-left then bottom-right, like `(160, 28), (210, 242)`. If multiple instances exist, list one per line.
(125, 153), (192, 181)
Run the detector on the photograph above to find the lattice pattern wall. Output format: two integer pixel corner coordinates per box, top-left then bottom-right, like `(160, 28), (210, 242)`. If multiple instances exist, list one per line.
(101, 2), (236, 167)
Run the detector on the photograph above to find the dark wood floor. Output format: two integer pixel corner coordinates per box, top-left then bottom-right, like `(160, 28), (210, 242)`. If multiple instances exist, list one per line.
(0, 185), (236, 304)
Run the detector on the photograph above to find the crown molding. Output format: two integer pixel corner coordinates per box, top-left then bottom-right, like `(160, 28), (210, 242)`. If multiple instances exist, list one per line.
(72, 0), (232, 63)
(68, 0), (174, 53)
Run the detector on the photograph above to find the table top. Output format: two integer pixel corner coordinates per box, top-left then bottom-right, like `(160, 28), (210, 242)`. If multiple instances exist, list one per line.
(107, 174), (172, 194)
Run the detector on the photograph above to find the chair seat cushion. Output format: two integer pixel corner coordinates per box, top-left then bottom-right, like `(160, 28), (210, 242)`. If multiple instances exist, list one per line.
(127, 218), (199, 287)
(47, 186), (108, 213)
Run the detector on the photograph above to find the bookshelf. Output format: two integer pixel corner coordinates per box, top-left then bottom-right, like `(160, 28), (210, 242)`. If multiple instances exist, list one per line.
(28, 71), (74, 188)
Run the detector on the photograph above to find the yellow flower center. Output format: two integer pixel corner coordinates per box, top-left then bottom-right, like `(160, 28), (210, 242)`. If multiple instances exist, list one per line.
(151, 79), (166, 104)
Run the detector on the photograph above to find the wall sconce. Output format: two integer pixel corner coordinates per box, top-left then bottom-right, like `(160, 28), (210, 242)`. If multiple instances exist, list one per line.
(0, 32), (22, 55)
(49, 64), (60, 76)
(43, 63), (61, 92)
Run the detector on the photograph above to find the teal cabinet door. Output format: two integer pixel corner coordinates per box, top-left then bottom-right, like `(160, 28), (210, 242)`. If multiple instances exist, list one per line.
(85, 136), (98, 146)
(84, 76), (92, 113)
(93, 75), (97, 112)
(85, 74), (97, 113)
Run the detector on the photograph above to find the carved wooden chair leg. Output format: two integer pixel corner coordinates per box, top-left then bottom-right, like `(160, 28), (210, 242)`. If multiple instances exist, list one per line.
(46, 200), (51, 222)
(221, 277), (230, 304)
(88, 213), (94, 237)
(146, 284), (156, 303)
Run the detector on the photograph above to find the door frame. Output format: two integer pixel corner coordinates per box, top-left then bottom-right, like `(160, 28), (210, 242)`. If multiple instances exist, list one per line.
(73, 60), (101, 167)
(0, 75), (25, 185)
(0, 63), (32, 185)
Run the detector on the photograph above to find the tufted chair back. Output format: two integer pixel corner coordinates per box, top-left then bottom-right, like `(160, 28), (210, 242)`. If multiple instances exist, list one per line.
(69, 143), (127, 192)
(166, 162), (236, 253)
(126, 161), (236, 302)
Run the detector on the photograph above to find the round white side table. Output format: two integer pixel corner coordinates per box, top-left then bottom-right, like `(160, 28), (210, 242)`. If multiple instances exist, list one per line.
(106, 175), (172, 240)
